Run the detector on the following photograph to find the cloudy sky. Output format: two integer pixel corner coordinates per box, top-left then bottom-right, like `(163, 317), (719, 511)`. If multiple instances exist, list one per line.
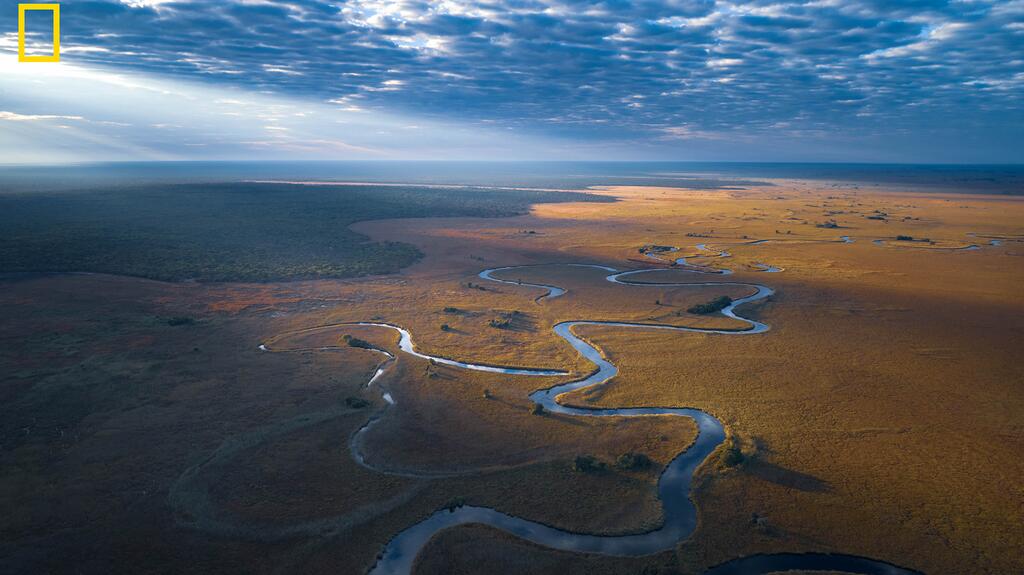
(1, 0), (1022, 163)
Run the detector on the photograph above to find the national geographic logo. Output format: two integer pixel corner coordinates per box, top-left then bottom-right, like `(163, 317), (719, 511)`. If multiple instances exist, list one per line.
(18, 4), (60, 62)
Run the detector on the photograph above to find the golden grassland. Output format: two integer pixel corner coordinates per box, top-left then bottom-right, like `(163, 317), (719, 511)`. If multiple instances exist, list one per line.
(1, 180), (1022, 574)
(353, 182), (1024, 574)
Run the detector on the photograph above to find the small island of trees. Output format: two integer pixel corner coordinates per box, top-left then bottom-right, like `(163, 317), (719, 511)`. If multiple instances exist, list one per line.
(895, 235), (931, 242)
(342, 334), (373, 349)
(688, 295), (733, 315)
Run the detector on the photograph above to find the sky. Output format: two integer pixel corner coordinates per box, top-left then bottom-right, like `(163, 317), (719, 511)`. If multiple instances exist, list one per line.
(1, 0), (1022, 163)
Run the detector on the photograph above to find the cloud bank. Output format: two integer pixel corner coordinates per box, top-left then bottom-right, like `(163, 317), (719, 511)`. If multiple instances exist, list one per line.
(2, 0), (1022, 162)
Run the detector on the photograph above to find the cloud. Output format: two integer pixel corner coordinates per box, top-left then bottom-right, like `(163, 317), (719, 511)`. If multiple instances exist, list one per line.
(0, 55), (565, 163)
(659, 125), (730, 141)
(0, 111), (85, 122)
(0, 0), (1020, 161)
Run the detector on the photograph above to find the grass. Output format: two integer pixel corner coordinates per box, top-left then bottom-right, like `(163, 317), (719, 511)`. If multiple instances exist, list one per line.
(1, 182), (1022, 575)
(0, 182), (611, 282)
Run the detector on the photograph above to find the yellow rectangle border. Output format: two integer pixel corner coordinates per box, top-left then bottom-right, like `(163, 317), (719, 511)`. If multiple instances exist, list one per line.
(18, 4), (61, 63)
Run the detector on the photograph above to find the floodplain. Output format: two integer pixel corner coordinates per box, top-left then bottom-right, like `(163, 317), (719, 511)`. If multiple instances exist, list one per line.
(1, 176), (1022, 575)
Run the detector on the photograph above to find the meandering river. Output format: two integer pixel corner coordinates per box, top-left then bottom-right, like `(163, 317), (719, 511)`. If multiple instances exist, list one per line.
(350, 263), (921, 575)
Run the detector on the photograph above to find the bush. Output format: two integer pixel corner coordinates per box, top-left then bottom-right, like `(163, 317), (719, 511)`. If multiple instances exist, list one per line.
(896, 235), (914, 241)
(442, 306), (460, 314)
(490, 310), (524, 329)
(687, 295), (733, 315)
(718, 438), (744, 468)
(531, 403), (545, 415)
(572, 455), (606, 473)
(342, 334), (372, 349)
(166, 316), (196, 326)
(440, 323), (451, 331)
(345, 396), (370, 409)
(615, 452), (653, 471)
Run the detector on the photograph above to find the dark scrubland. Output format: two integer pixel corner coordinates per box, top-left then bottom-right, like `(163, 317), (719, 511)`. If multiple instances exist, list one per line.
(0, 183), (611, 282)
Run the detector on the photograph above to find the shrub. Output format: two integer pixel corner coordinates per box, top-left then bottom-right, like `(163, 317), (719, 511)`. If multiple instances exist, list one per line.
(442, 306), (460, 314)
(896, 235), (914, 241)
(342, 334), (372, 349)
(531, 403), (545, 415)
(572, 455), (606, 473)
(440, 323), (451, 331)
(345, 396), (370, 409)
(166, 316), (195, 326)
(687, 295), (733, 315)
(718, 438), (745, 468)
(615, 452), (653, 471)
